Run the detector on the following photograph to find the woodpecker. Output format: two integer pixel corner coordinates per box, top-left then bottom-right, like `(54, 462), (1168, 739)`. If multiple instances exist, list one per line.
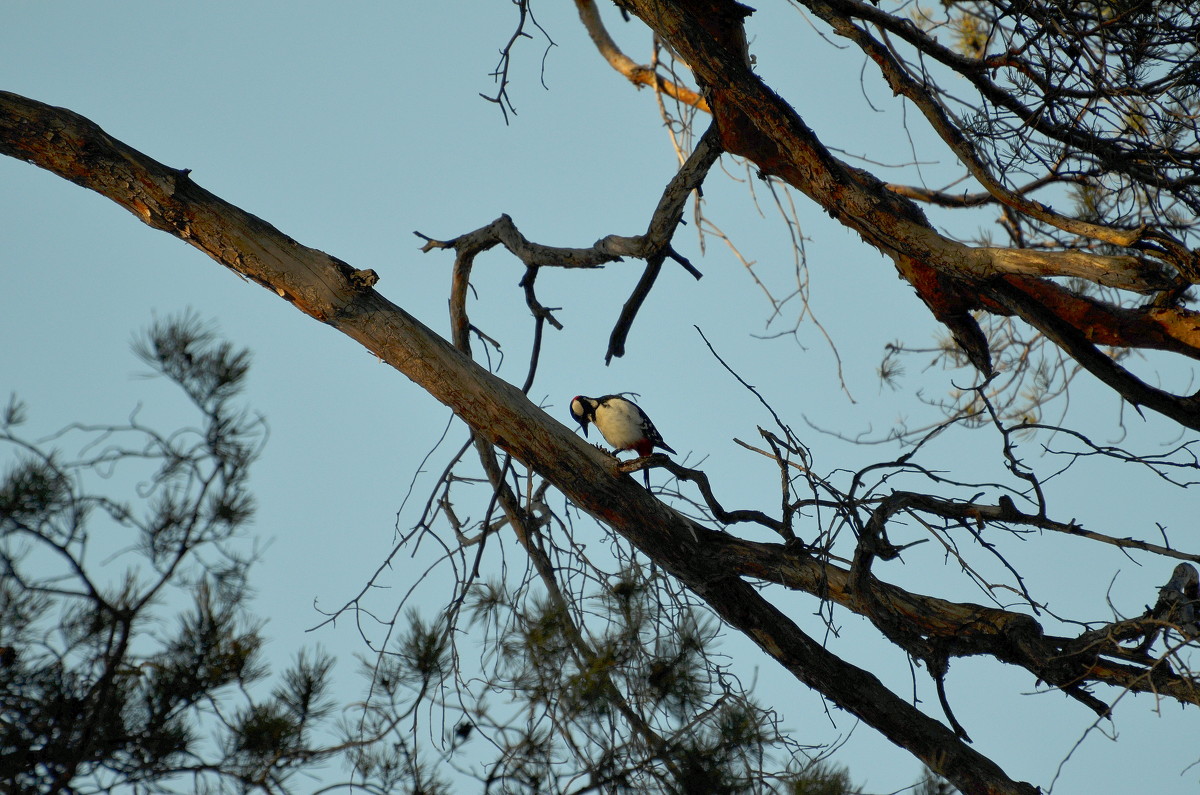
(1155, 563), (1200, 638)
(570, 394), (676, 486)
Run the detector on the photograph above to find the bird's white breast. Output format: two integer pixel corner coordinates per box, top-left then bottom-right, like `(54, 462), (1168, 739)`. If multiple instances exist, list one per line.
(593, 400), (645, 449)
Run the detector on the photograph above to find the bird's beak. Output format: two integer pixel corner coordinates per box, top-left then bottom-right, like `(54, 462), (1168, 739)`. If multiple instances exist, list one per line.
(580, 422), (589, 437)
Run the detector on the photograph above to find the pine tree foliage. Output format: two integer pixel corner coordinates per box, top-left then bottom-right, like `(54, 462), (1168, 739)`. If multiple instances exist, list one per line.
(0, 315), (339, 794)
(342, 560), (843, 793)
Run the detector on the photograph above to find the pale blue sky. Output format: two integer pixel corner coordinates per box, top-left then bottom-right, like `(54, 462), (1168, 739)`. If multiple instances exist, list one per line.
(3, 3), (1197, 792)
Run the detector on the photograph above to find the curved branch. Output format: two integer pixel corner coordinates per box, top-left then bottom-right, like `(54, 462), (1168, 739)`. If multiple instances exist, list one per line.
(420, 121), (721, 362)
(656, 457), (789, 537)
(416, 126), (721, 271)
(574, 0), (710, 112)
(894, 491), (1200, 564)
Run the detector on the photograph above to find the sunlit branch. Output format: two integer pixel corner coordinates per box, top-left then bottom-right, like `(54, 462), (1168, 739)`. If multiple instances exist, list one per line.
(574, 0), (710, 112)
(989, 277), (1200, 431)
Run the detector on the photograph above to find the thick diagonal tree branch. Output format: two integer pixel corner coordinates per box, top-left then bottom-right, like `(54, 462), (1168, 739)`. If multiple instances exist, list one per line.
(0, 91), (1037, 795)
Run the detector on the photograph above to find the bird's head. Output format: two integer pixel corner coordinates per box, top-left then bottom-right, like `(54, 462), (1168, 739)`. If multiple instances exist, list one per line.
(569, 395), (595, 436)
